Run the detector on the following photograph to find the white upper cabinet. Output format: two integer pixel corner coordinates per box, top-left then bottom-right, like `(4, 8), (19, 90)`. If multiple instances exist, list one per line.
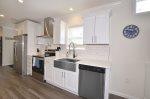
(36, 22), (44, 37)
(53, 19), (66, 44)
(16, 21), (27, 35)
(83, 16), (95, 44)
(83, 12), (110, 44)
(94, 14), (109, 44)
(16, 20), (40, 55)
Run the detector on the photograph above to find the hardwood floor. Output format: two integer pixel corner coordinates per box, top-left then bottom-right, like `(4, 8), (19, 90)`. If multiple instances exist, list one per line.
(109, 94), (127, 99)
(0, 66), (82, 99)
(0, 66), (126, 99)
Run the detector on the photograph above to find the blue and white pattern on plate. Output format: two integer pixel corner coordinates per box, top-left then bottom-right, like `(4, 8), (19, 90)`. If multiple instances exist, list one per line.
(123, 25), (139, 39)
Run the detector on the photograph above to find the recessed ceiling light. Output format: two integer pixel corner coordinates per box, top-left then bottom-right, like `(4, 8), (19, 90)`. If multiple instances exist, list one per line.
(69, 8), (74, 11)
(18, 0), (24, 3)
(0, 14), (4, 18)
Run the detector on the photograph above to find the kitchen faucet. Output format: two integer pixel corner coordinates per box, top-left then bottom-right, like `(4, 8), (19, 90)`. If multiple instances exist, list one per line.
(68, 42), (76, 58)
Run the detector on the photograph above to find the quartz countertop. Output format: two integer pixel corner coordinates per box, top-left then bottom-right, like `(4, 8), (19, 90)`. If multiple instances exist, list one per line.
(55, 57), (111, 69)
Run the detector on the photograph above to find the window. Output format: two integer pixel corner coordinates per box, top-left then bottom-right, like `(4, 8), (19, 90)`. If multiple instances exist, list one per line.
(136, 0), (150, 13)
(67, 26), (83, 45)
(67, 26), (84, 49)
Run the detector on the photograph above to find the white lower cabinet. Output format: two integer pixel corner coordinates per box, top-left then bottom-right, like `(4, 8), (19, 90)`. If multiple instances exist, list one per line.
(44, 58), (78, 94)
(64, 70), (78, 93)
(53, 68), (64, 87)
(44, 57), (54, 84)
(53, 67), (78, 94)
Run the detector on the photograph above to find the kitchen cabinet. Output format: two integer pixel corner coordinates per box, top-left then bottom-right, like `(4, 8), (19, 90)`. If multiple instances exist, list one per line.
(16, 21), (27, 35)
(36, 22), (44, 37)
(44, 57), (54, 84)
(16, 20), (40, 55)
(83, 16), (95, 44)
(64, 70), (78, 93)
(53, 68), (64, 87)
(27, 55), (32, 75)
(53, 19), (67, 44)
(53, 67), (78, 94)
(1, 27), (16, 66)
(83, 13), (110, 44)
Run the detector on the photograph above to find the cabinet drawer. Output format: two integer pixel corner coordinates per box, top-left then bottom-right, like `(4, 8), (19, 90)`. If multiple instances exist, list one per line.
(45, 60), (54, 65)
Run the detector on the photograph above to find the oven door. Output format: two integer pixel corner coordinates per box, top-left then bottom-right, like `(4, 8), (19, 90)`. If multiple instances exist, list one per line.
(32, 57), (44, 75)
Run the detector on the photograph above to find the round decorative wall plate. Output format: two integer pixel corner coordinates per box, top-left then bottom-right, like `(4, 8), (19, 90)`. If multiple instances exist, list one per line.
(123, 24), (139, 39)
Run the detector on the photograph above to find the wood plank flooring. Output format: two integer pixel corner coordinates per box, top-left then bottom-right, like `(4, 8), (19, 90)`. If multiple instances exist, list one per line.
(0, 66), (82, 99)
(0, 66), (126, 99)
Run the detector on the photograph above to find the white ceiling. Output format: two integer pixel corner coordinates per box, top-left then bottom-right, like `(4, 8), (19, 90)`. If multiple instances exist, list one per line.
(0, 0), (118, 23)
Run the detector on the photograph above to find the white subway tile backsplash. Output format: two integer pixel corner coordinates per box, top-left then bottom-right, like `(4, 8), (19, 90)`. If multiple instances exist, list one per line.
(59, 45), (110, 61)
(37, 44), (110, 61)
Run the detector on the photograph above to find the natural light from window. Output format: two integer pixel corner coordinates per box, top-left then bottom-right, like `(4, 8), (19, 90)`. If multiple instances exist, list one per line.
(67, 26), (83, 45)
(136, 0), (150, 13)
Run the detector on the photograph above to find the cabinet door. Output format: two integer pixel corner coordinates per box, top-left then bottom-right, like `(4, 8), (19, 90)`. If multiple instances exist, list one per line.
(53, 19), (66, 44)
(44, 61), (53, 83)
(83, 16), (95, 44)
(94, 14), (109, 44)
(16, 23), (24, 35)
(53, 68), (64, 87)
(36, 22), (44, 36)
(26, 21), (37, 55)
(16, 24), (21, 35)
(64, 70), (78, 93)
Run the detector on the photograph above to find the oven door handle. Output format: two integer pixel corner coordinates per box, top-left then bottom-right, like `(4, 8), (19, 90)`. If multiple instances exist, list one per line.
(37, 58), (44, 60)
(33, 57), (44, 61)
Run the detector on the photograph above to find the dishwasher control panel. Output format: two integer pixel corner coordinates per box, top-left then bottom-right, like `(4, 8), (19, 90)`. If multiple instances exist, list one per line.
(79, 64), (105, 73)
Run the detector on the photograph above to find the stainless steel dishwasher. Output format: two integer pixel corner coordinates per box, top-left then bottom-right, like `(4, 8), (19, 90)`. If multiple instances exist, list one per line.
(79, 64), (105, 99)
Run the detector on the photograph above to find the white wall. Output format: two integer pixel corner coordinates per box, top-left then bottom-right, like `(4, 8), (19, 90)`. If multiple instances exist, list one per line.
(0, 23), (16, 66)
(145, 62), (150, 99)
(56, 0), (150, 98)
(110, 0), (150, 99)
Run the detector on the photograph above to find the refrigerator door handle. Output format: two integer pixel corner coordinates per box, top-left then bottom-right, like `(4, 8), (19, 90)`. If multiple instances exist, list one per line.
(14, 44), (17, 61)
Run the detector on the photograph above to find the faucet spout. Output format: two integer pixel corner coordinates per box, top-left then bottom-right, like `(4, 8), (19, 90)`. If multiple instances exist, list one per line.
(68, 42), (76, 58)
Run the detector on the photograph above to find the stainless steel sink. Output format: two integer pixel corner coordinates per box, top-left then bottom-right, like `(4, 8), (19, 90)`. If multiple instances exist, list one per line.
(54, 58), (80, 72)
(57, 58), (79, 62)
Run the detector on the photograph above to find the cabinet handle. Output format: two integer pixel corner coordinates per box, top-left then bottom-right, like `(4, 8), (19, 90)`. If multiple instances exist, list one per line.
(62, 72), (63, 78)
(64, 73), (65, 79)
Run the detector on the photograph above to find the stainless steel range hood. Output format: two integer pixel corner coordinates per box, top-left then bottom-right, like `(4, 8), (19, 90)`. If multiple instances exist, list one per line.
(37, 17), (54, 38)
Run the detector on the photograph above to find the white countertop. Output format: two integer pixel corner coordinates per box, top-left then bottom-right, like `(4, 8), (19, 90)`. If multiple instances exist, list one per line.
(77, 60), (111, 69)
(54, 56), (111, 69)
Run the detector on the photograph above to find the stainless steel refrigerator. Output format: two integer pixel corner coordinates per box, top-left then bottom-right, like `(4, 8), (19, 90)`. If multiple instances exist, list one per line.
(14, 34), (27, 75)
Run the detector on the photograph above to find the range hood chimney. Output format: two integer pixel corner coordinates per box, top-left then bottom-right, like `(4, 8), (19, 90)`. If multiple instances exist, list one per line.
(38, 17), (54, 37)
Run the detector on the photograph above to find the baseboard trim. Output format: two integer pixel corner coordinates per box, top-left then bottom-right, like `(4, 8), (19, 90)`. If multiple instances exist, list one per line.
(110, 90), (141, 99)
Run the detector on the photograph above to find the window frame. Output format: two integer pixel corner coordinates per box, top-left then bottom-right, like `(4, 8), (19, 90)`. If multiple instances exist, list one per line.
(66, 25), (85, 50)
(135, 0), (150, 14)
